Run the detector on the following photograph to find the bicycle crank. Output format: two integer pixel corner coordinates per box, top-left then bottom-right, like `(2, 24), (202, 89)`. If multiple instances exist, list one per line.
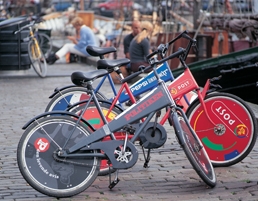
(139, 122), (167, 149)
(81, 140), (139, 169)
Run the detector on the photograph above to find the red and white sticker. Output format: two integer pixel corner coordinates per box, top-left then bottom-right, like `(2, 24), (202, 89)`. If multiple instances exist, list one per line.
(34, 138), (50, 152)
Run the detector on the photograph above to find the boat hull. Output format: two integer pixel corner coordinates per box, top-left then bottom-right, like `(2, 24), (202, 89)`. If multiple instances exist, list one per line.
(172, 46), (258, 104)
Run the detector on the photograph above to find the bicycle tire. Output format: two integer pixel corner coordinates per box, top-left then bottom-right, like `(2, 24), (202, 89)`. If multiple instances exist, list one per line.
(45, 87), (107, 112)
(172, 112), (216, 187)
(17, 116), (100, 198)
(186, 92), (258, 167)
(68, 101), (124, 176)
(37, 32), (53, 57)
(28, 39), (47, 78)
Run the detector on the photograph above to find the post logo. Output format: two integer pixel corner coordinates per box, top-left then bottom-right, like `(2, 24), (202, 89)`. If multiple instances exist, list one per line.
(170, 88), (177, 95)
(234, 124), (248, 138)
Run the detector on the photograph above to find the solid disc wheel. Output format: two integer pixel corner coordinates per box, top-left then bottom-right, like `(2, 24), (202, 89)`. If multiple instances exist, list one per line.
(186, 92), (258, 167)
(17, 116), (100, 198)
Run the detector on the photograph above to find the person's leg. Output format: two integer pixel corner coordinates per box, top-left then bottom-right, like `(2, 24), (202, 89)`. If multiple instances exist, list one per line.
(130, 62), (150, 73)
(47, 44), (87, 65)
(55, 43), (87, 58)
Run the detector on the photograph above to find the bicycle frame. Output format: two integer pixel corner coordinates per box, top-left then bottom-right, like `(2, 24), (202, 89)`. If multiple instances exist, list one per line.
(71, 62), (188, 141)
(27, 26), (42, 58)
(59, 77), (176, 170)
(104, 60), (215, 129)
(166, 59), (216, 127)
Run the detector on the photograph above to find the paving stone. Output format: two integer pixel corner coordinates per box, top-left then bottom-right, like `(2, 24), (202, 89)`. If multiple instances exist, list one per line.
(0, 61), (258, 201)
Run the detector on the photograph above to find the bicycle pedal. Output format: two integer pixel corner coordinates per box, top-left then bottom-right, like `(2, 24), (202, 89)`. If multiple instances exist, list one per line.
(108, 178), (120, 189)
(123, 125), (136, 134)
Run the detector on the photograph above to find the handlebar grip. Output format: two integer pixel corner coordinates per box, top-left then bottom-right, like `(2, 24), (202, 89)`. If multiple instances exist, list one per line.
(182, 32), (193, 41)
(146, 50), (158, 60)
(158, 47), (186, 65)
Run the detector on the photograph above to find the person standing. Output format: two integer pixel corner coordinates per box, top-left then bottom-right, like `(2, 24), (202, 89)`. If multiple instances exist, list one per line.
(47, 17), (98, 65)
(123, 20), (142, 59)
(129, 21), (153, 73)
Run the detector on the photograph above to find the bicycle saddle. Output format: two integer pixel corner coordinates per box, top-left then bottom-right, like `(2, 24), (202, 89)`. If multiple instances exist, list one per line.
(71, 69), (109, 86)
(97, 58), (130, 72)
(86, 46), (117, 57)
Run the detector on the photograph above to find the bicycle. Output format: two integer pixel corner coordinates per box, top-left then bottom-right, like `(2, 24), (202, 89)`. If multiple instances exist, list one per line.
(44, 40), (196, 176)
(17, 33), (217, 197)
(14, 15), (53, 78)
(60, 31), (258, 168)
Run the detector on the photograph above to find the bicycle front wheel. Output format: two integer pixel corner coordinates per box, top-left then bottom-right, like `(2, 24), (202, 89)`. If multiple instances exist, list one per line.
(28, 39), (47, 78)
(172, 112), (216, 187)
(186, 92), (258, 167)
(17, 116), (100, 198)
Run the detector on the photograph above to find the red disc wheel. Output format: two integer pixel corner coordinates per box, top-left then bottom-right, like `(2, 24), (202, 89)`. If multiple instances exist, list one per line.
(186, 92), (257, 167)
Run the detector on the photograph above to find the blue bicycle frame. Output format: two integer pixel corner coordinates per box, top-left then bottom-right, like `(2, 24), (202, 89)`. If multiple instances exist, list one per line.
(49, 61), (191, 110)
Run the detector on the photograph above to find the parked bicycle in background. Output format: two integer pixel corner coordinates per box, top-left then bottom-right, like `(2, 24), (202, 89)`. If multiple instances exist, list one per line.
(14, 15), (52, 78)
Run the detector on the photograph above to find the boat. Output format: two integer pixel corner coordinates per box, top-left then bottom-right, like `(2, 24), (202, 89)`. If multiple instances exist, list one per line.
(172, 46), (258, 105)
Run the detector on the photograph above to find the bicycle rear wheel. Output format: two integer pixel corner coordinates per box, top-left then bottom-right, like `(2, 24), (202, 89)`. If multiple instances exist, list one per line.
(45, 87), (107, 112)
(172, 112), (216, 187)
(17, 116), (100, 198)
(28, 39), (47, 78)
(37, 32), (53, 57)
(186, 92), (258, 167)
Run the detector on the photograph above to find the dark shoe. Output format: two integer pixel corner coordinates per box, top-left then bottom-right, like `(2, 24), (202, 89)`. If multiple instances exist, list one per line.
(46, 53), (58, 65)
(125, 96), (141, 106)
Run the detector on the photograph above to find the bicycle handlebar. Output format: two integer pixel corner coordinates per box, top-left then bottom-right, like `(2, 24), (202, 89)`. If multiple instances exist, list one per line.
(14, 21), (34, 34)
(122, 47), (186, 83)
(13, 15), (44, 34)
(146, 30), (196, 62)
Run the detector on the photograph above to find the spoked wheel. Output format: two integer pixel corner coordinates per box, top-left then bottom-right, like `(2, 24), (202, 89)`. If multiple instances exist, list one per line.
(68, 101), (126, 176)
(45, 87), (107, 112)
(176, 113), (216, 187)
(186, 92), (258, 167)
(28, 39), (47, 78)
(37, 32), (53, 58)
(17, 116), (100, 198)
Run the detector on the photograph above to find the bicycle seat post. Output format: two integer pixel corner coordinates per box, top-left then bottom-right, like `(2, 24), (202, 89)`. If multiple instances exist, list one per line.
(114, 66), (124, 80)
(84, 79), (111, 125)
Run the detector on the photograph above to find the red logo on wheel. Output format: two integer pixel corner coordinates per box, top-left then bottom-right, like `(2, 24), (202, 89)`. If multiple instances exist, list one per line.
(234, 124), (248, 138)
(34, 138), (50, 152)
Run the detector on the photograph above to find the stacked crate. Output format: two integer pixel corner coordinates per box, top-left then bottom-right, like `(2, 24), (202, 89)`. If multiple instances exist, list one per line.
(0, 17), (30, 70)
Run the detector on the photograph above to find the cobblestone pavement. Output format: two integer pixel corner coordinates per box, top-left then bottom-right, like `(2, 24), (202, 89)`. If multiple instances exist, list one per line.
(0, 61), (258, 201)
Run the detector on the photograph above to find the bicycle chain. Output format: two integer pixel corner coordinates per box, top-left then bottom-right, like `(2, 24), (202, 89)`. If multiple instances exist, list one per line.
(52, 150), (109, 168)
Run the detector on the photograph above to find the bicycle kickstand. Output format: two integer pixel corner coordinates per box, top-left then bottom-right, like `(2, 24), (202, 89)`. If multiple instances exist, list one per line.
(108, 168), (120, 190)
(142, 148), (151, 168)
(142, 110), (161, 168)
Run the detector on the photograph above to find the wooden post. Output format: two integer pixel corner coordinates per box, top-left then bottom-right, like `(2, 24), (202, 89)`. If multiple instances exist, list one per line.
(193, 0), (201, 30)
(80, 0), (84, 11)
